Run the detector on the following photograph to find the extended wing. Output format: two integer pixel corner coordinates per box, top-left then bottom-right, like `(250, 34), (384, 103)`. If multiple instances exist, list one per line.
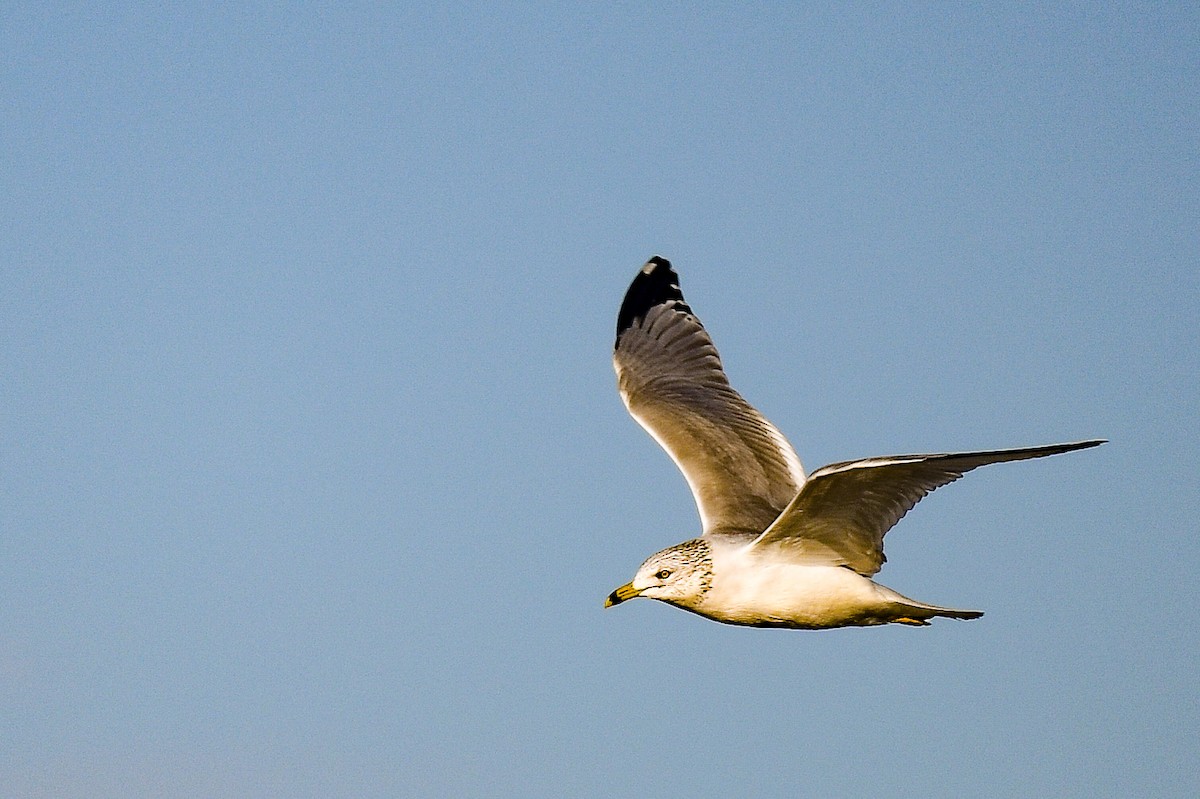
(747, 440), (1105, 575)
(614, 257), (806, 536)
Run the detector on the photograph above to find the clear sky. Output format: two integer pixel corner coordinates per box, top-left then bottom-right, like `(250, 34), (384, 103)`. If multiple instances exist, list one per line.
(3, 3), (1197, 797)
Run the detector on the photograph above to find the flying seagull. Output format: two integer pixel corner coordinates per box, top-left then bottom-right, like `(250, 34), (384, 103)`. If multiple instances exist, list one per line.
(604, 257), (1103, 629)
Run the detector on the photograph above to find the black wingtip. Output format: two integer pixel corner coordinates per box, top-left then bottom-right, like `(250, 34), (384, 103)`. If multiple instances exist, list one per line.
(615, 256), (693, 347)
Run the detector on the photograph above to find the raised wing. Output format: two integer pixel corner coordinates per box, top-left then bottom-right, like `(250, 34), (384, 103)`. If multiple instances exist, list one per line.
(614, 257), (806, 536)
(747, 440), (1105, 575)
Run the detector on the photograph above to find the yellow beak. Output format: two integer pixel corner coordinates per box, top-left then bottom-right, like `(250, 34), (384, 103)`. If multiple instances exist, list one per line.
(605, 581), (641, 608)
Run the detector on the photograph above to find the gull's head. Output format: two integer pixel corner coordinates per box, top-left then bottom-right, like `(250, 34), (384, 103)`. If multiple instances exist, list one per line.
(605, 538), (713, 609)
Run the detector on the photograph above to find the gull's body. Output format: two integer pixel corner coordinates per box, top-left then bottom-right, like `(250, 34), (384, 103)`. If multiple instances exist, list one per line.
(604, 257), (1103, 629)
(688, 541), (955, 629)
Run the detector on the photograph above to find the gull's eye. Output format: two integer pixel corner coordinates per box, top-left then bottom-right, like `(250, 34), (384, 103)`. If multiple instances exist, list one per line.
(655, 569), (672, 580)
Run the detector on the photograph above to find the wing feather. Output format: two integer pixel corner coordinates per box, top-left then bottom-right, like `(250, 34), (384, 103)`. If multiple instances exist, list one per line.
(614, 257), (805, 536)
(747, 441), (1105, 575)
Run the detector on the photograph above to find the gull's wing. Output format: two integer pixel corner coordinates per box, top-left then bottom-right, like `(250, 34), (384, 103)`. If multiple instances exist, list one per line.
(747, 440), (1105, 575)
(614, 257), (806, 536)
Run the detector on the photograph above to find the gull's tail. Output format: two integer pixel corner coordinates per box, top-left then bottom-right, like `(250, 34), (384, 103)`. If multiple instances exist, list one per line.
(879, 586), (984, 626)
(890, 604), (984, 626)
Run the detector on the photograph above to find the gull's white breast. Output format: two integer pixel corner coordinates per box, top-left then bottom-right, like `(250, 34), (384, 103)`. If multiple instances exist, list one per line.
(698, 546), (894, 629)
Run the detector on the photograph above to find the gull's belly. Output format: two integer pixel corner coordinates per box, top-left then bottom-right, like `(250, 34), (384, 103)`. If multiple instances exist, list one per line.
(698, 561), (891, 629)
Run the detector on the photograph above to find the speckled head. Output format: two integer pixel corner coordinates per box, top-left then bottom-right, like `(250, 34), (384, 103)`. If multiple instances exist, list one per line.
(605, 538), (713, 609)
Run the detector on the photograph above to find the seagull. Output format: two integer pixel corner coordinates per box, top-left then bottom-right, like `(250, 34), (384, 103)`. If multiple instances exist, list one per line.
(604, 256), (1104, 629)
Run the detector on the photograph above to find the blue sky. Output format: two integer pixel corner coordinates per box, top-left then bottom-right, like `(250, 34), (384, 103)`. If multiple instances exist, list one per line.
(3, 3), (1196, 797)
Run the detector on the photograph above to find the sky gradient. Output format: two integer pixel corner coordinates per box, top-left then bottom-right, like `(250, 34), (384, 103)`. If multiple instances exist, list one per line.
(3, 4), (1197, 797)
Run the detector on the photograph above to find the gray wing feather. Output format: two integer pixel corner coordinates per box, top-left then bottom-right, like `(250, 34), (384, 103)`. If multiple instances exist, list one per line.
(747, 440), (1105, 575)
(615, 302), (805, 537)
